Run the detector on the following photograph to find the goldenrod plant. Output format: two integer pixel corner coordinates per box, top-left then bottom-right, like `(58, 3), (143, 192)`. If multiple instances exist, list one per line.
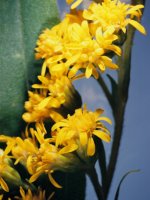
(0, 0), (146, 199)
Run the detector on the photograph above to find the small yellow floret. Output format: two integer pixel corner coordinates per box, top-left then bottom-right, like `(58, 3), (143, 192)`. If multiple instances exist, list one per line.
(83, 0), (146, 34)
(52, 105), (111, 156)
(17, 187), (47, 200)
(66, 0), (83, 9)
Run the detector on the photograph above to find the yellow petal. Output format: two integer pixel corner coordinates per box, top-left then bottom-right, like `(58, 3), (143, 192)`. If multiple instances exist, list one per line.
(102, 56), (119, 69)
(32, 84), (47, 89)
(38, 75), (49, 84)
(126, 5), (144, 15)
(72, 73), (85, 81)
(68, 64), (80, 78)
(93, 130), (111, 143)
(85, 64), (93, 78)
(79, 132), (88, 146)
(71, 0), (83, 9)
(55, 131), (67, 147)
(65, 54), (80, 67)
(26, 156), (34, 174)
(37, 97), (51, 109)
(129, 19), (146, 35)
(0, 177), (9, 192)
(0, 195), (3, 200)
(107, 45), (121, 56)
(59, 144), (78, 154)
(29, 170), (43, 183)
(50, 63), (67, 76)
(49, 111), (64, 123)
(98, 117), (112, 124)
(98, 63), (105, 72)
(65, 130), (76, 140)
(96, 27), (102, 43)
(19, 187), (26, 199)
(48, 173), (62, 188)
(47, 55), (63, 64)
(51, 120), (67, 131)
(14, 157), (22, 165)
(87, 137), (95, 156)
(50, 98), (61, 108)
(41, 62), (47, 76)
(66, 0), (74, 4)
(104, 26), (115, 36)
(4, 140), (15, 155)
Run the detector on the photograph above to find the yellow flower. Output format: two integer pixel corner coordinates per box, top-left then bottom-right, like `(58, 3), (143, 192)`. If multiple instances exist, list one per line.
(32, 75), (71, 105)
(0, 195), (4, 200)
(66, 0), (83, 9)
(83, 0), (146, 34)
(16, 187), (47, 200)
(32, 74), (82, 114)
(0, 127), (66, 189)
(22, 90), (64, 123)
(35, 14), (120, 79)
(35, 11), (83, 77)
(65, 21), (120, 78)
(0, 123), (80, 189)
(0, 149), (10, 192)
(23, 73), (82, 123)
(0, 147), (22, 192)
(35, 27), (64, 76)
(52, 105), (111, 156)
(27, 143), (78, 188)
(11, 137), (39, 166)
(25, 124), (80, 188)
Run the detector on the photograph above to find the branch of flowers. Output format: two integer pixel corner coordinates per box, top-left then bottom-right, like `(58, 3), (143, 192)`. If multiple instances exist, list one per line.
(87, 167), (105, 200)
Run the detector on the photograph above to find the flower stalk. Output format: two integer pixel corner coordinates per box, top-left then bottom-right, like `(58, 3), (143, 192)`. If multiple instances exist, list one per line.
(97, 0), (146, 198)
(87, 167), (105, 200)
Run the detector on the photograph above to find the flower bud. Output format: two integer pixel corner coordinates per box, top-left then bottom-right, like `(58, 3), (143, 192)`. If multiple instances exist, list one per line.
(0, 149), (23, 191)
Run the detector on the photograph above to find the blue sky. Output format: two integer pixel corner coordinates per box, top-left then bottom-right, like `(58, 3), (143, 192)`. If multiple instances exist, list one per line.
(57, 1), (150, 199)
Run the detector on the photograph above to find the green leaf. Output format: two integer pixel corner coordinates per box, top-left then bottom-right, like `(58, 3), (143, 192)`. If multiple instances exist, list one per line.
(0, 2), (86, 199)
(114, 169), (140, 200)
(0, 0), (59, 136)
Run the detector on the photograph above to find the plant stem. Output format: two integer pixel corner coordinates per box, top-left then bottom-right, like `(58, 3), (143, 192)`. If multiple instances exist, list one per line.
(97, 74), (114, 109)
(96, 139), (107, 193)
(105, 25), (136, 198)
(96, 1), (146, 198)
(105, 0), (146, 192)
(87, 167), (105, 200)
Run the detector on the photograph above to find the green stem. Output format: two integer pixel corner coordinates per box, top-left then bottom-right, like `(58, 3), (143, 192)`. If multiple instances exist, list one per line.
(95, 139), (107, 193)
(105, 0), (146, 193)
(87, 167), (105, 200)
(96, 1), (146, 198)
(97, 74), (114, 109)
(105, 25), (137, 198)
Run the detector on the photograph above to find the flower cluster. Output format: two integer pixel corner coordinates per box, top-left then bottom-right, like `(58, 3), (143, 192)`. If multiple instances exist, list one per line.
(35, 0), (145, 80)
(16, 187), (47, 200)
(0, 0), (145, 198)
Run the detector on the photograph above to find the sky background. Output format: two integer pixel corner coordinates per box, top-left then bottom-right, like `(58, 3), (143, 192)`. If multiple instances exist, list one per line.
(57, 1), (150, 199)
